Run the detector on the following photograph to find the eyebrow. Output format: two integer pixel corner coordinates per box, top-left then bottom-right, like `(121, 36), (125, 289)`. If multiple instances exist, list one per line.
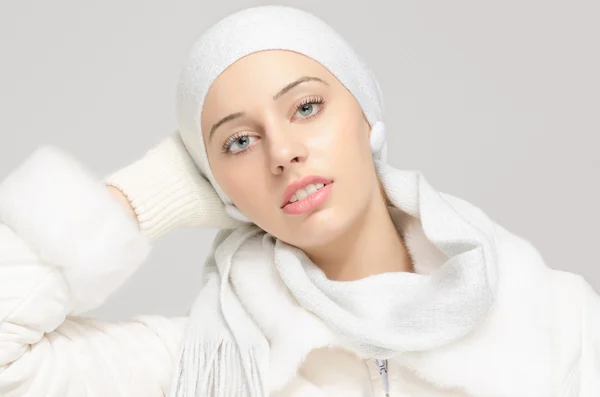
(272, 76), (329, 100)
(208, 76), (329, 143)
(208, 112), (245, 143)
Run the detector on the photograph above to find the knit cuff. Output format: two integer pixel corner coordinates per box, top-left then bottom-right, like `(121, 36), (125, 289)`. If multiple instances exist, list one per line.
(103, 131), (241, 241)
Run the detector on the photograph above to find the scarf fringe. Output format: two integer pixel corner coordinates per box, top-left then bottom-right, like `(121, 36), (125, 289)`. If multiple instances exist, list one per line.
(169, 336), (265, 397)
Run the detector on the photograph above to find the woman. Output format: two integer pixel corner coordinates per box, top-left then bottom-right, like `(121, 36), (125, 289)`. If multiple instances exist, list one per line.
(0, 5), (598, 397)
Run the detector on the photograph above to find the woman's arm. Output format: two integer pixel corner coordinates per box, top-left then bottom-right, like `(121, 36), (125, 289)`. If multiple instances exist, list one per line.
(103, 130), (243, 241)
(0, 146), (186, 396)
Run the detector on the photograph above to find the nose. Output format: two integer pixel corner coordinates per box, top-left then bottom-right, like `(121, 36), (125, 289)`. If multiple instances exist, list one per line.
(266, 124), (309, 175)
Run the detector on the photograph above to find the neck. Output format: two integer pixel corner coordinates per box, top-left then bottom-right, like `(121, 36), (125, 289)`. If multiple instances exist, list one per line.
(304, 192), (415, 281)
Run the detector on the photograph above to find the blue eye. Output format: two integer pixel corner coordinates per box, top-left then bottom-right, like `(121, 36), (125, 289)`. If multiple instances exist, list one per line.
(223, 133), (257, 155)
(293, 96), (325, 120)
(296, 103), (317, 117)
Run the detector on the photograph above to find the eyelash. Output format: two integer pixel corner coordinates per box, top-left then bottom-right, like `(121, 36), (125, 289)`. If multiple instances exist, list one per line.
(295, 96), (325, 121)
(221, 132), (257, 157)
(220, 96), (326, 156)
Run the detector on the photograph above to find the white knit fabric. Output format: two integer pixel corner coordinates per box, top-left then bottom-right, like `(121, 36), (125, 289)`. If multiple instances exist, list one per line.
(176, 5), (387, 222)
(104, 132), (243, 240)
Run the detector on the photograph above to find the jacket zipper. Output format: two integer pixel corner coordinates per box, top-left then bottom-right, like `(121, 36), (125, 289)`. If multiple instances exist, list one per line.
(375, 359), (390, 397)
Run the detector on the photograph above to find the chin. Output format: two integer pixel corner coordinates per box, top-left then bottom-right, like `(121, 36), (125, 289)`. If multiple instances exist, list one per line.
(288, 207), (350, 249)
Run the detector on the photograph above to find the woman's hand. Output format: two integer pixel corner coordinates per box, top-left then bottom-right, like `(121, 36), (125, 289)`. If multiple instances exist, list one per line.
(106, 185), (137, 225)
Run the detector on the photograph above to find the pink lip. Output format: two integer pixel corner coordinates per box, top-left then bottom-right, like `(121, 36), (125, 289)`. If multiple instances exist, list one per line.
(282, 183), (333, 215)
(281, 175), (333, 208)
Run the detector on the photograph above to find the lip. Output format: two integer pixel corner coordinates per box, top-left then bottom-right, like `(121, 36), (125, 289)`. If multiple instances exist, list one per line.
(281, 175), (334, 208)
(282, 183), (333, 215)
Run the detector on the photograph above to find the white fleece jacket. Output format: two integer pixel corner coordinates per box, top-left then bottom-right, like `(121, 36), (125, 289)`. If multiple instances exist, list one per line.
(0, 143), (598, 397)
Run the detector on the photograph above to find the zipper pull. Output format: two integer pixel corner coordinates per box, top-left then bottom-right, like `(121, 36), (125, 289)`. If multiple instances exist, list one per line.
(375, 359), (390, 397)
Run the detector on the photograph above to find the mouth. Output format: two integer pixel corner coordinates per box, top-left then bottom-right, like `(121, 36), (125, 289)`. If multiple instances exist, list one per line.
(281, 180), (334, 215)
(283, 182), (332, 206)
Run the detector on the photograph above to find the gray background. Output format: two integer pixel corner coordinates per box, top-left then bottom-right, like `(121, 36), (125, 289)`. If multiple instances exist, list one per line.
(1, 0), (598, 321)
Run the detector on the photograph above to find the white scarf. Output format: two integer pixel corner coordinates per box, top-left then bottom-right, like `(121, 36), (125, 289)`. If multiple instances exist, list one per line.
(166, 159), (500, 396)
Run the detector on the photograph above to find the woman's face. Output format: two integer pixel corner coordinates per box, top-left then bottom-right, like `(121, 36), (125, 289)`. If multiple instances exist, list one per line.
(201, 50), (381, 250)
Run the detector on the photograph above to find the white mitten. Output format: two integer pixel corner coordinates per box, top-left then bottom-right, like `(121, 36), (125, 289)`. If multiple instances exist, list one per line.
(104, 131), (244, 241)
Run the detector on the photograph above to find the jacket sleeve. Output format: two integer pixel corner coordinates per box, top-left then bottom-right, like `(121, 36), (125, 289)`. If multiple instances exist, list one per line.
(578, 276), (600, 396)
(0, 146), (187, 397)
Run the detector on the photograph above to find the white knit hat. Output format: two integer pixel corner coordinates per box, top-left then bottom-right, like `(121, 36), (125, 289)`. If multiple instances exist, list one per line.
(176, 5), (387, 222)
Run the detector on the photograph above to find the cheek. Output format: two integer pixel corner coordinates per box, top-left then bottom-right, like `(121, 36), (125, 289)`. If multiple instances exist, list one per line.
(211, 158), (272, 215)
(328, 112), (375, 194)
(322, 111), (371, 160)
(213, 163), (251, 200)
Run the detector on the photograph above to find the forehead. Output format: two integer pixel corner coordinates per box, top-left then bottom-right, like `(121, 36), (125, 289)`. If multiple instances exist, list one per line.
(204, 50), (334, 105)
